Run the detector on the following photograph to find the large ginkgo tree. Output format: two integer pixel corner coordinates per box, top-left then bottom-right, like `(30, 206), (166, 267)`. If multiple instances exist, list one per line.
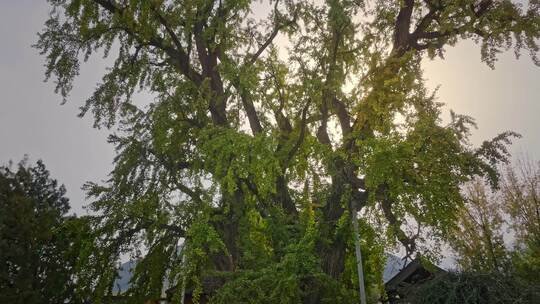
(36, 0), (539, 302)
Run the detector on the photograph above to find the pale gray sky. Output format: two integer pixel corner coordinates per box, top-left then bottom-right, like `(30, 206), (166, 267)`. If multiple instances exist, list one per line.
(0, 1), (114, 214)
(0, 1), (538, 215)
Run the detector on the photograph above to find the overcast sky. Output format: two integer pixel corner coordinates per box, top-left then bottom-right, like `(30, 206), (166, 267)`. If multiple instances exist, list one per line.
(1, 1), (539, 215)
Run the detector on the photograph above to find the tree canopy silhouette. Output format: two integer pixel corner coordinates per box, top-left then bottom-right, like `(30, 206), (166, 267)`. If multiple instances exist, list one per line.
(0, 159), (87, 304)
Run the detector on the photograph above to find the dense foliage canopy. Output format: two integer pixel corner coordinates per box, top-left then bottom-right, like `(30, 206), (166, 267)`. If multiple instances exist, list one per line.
(36, 0), (540, 302)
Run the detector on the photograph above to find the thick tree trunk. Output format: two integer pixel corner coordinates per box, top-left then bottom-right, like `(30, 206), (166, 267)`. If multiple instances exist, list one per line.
(304, 178), (348, 304)
(210, 189), (246, 272)
(319, 173), (348, 278)
(313, 159), (368, 302)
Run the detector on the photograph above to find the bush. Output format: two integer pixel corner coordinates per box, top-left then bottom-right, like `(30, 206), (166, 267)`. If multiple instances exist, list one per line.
(412, 271), (540, 304)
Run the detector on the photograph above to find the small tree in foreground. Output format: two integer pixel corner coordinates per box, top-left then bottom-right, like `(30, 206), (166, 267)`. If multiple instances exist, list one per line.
(36, 0), (539, 302)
